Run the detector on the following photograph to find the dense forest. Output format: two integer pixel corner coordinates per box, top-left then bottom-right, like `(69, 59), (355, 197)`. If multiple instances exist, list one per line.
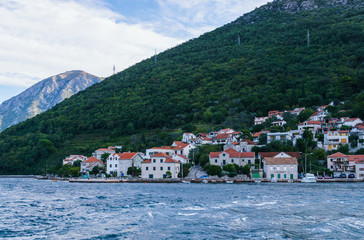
(0, 0), (363, 174)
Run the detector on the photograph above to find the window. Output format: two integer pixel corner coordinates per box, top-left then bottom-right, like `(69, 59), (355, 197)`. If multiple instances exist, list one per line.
(115, 164), (117, 167)
(277, 167), (280, 170)
(215, 159), (217, 163)
(232, 159), (234, 163)
(153, 159), (156, 163)
(248, 160), (251, 164)
(153, 167), (156, 171)
(160, 167), (163, 170)
(168, 167), (170, 170)
(149, 174), (153, 179)
(160, 159), (163, 163)
(223, 154), (226, 157)
(110, 164), (112, 167)
(146, 167), (149, 171)
(223, 160), (226, 165)
(284, 174), (287, 179)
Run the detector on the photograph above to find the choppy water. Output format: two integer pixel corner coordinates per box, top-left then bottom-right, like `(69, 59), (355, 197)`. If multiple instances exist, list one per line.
(0, 179), (363, 239)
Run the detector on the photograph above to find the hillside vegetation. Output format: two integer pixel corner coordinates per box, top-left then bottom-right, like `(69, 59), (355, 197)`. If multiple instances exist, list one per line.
(0, 0), (363, 174)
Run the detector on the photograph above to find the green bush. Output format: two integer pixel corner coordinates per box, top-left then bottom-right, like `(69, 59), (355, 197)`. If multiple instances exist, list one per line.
(206, 165), (222, 176)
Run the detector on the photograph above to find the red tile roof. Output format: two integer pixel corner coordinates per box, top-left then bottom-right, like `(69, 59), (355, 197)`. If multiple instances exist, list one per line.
(241, 139), (256, 145)
(150, 152), (170, 158)
(84, 157), (103, 164)
(117, 152), (138, 160)
(165, 158), (180, 163)
(264, 157), (298, 165)
(96, 148), (115, 152)
(141, 159), (151, 163)
(327, 152), (348, 158)
(259, 152), (302, 158)
(214, 133), (229, 140)
(348, 155), (364, 162)
(174, 154), (189, 160)
(209, 148), (255, 158)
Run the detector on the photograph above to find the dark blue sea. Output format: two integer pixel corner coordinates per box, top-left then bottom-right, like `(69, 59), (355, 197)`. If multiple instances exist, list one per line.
(0, 179), (363, 239)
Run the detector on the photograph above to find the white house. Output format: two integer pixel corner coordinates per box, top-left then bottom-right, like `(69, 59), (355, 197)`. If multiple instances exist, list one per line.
(80, 157), (104, 173)
(182, 133), (196, 143)
(324, 130), (349, 151)
(309, 110), (327, 121)
(212, 133), (237, 145)
(343, 118), (363, 127)
(290, 107), (305, 116)
(171, 154), (189, 164)
(267, 132), (293, 143)
(272, 120), (287, 127)
(298, 121), (321, 133)
(92, 147), (115, 160)
(106, 152), (144, 177)
(218, 128), (236, 134)
(326, 152), (353, 173)
(145, 142), (195, 158)
(209, 148), (255, 167)
(63, 155), (87, 165)
(141, 152), (180, 179)
(194, 136), (213, 145)
(263, 157), (298, 180)
(224, 139), (256, 152)
(258, 152), (302, 161)
(354, 155), (364, 179)
(254, 117), (268, 125)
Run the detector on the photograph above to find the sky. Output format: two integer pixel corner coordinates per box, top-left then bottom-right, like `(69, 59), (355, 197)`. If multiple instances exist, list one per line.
(0, 0), (271, 104)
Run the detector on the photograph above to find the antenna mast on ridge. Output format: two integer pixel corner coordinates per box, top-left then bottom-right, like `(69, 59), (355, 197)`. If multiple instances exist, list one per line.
(154, 49), (157, 64)
(113, 65), (115, 74)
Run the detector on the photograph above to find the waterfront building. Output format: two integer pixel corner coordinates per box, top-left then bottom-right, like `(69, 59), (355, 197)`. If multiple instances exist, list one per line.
(254, 116), (268, 125)
(327, 152), (351, 172)
(298, 121), (321, 133)
(258, 152), (301, 161)
(354, 156), (364, 179)
(80, 157), (104, 174)
(263, 157), (298, 180)
(209, 148), (255, 167)
(224, 139), (256, 152)
(141, 153), (180, 179)
(145, 142), (195, 158)
(106, 152), (144, 177)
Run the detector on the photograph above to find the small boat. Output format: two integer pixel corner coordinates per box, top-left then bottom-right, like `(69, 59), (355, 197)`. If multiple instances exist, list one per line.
(301, 173), (317, 183)
(202, 180), (208, 184)
(254, 179), (261, 183)
(271, 178), (277, 183)
(182, 180), (191, 184)
(226, 180), (233, 184)
(287, 179), (294, 183)
(51, 180), (58, 182)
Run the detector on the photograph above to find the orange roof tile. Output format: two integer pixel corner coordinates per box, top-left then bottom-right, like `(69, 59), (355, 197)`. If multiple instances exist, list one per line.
(348, 155), (364, 162)
(117, 152), (138, 160)
(264, 157), (298, 165)
(84, 157), (103, 164)
(150, 152), (170, 158)
(327, 152), (348, 158)
(259, 152), (302, 158)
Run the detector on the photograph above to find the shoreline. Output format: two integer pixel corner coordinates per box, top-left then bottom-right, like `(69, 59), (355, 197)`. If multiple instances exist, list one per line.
(33, 176), (364, 183)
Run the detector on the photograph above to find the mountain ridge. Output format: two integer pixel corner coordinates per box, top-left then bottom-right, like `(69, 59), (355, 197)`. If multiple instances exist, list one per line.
(0, 70), (101, 132)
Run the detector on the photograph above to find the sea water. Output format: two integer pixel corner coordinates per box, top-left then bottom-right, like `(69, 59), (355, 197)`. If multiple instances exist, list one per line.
(0, 178), (363, 239)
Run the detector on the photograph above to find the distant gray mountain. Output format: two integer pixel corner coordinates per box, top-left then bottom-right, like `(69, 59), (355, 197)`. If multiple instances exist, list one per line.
(0, 70), (102, 131)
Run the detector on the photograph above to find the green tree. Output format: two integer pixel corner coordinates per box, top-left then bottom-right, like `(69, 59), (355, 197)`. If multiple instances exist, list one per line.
(206, 165), (222, 176)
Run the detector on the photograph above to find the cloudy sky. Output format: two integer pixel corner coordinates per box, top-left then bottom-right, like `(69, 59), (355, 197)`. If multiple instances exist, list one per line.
(0, 0), (270, 103)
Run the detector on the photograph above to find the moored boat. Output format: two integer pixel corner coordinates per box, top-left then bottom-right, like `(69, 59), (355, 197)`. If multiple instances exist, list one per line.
(301, 173), (317, 183)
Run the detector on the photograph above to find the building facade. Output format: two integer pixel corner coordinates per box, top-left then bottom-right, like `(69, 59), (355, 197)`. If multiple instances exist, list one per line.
(141, 153), (180, 179)
(106, 152), (144, 177)
(209, 148), (255, 167)
(263, 157), (298, 180)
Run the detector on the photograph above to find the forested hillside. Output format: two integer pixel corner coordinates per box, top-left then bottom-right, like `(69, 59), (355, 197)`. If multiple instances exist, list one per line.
(0, 0), (363, 174)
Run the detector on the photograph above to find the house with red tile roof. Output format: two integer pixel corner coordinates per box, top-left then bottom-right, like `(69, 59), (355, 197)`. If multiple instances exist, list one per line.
(252, 131), (269, 143)
(309, 110), (327, 121)
(298, 121), (322, 133)
(63, 155), (87, 165)
(353, 155), (364, 179)
(80, 157), (104, 173)
(258, 152), (302, 160)
(145, 142), (195, 158)
(263, 157), (298, 180)
(254, 116), (268, 125)
(343, 118), (363, 127)
(171, 154), (189, 164)
(182, 133), (196, 143)
(106, 152), (144, 177)
(92, 147), (116, 160)
(209, 148), (255, 167)
(327, 152), (351, 173)
(141, 152), (181, 179)
(224, 140), (256, 152)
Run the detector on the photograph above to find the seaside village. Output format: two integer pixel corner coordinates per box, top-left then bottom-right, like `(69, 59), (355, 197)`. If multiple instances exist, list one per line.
(62, 103), (364, 181)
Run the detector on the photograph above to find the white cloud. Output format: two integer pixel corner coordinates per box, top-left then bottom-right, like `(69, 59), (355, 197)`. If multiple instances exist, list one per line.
(0, 0), (182, 87)
(154, 0), (271, 38)
(0, 0), (271, 92)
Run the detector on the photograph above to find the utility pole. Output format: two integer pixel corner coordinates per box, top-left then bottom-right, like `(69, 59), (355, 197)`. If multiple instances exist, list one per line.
(154, 49), (157, 64)
(113, 65), (115, 75)
(307, 29), (310, 48)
